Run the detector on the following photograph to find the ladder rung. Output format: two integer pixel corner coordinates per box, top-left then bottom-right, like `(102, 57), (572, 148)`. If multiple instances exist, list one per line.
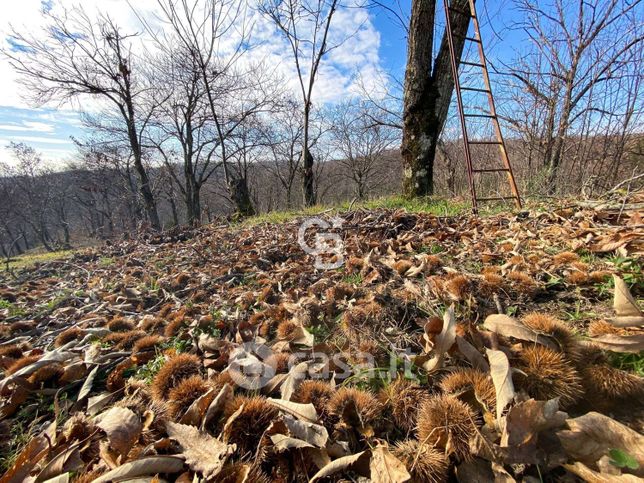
(448, 7), (474, 18)
(472, 168), (510, 173)
(464, 113), (496, 118)
(453, 33), (481, 43)
(460, 61), (485, 68)
(476, 197), (518, 203)
(461, 86), (491, 93)
(469, 141), (503, 145)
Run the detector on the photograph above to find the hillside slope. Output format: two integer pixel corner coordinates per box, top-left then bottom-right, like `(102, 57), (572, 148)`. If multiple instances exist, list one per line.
(0, 194), (643, 481)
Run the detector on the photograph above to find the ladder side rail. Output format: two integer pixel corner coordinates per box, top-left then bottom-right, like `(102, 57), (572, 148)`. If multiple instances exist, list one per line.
(468, 0), (522, 208)
(443, 0), (479, 213)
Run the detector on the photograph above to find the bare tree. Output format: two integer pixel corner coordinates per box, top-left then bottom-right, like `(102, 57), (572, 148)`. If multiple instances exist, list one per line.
(328, 100), (399, 199)
(259, 0), (341, 207)
(143, 0), (272, 217)
(504, 0), (643, 193)
(3, 7), (163, 229)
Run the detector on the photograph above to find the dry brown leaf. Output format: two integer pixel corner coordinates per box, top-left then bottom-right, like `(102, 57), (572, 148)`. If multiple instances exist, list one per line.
(557, 412), (644, 476)
(179, 387), (216, 426)
(166, 421), (235, 480)
(201, 383), (233, 431)
(419, 306), (456, 372)
(483, 314), (558, 350)
(92, 456), (185, 483)
(0, 431), (50, 483)
(77, 365), (99, 402)
(267, 398), (319, 423)
(270, 434), (315, 451)
(455, 335), (489, 372)
(280, 361), (309, 401)
(564, 462), (642, 482)
(369, 443), (411, 483)
(96, 407), (142, 457)
(585, 334), (644, 353)
(282, 413), (328, 447)
(310, 451), (370, 483)
(499, 399), (567, 464)
(610, 275), (644, 327)
(486, 349), (515, 422)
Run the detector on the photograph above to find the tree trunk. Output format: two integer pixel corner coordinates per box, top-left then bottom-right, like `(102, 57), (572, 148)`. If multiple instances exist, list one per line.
(302, 102), (316, 206)
(402, 0), (471, 198)
(125, 103), (161, 230)
(230, 178), (255, 217)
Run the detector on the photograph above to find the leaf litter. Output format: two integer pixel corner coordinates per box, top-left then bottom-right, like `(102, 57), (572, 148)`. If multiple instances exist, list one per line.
(0, 193), (643, 481)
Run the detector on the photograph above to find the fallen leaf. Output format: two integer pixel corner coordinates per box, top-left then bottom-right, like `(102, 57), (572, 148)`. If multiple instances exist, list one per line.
(419, 306), (456, 372)
(613, 275), (644, 318)
(270, 434), (314, 451)
(77, 365), (99, 402)
(96, 407), (142, 457)
(282, 413), (328, 447)
(267, 398), (319, 423)
(585, 334), (644, 353)
(564, 462), (641, 482)
(456, 335), (489, 372)
(369, 443), (411, 483)
(483, 314), (558, 350)
(92, 456), (185, 483)
(166, 422), (235, 480)
(557, 412), (644, 476)
(310, 451), (370, 483)
(202, 383), (234, 431)
(486, 349), (515, 422)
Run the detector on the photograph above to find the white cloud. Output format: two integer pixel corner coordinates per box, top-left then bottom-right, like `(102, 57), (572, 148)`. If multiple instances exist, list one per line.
(0, 120), (55, 132)
(0, 0), (390, 164)
(0, 135), (70, 144)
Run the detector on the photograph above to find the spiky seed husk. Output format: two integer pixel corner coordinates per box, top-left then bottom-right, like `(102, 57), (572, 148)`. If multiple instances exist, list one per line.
(566, 271), (590, 285)
(327, 387), (383, 429)
(507, 271), (537, 295)
(552, 251), (579, 266)
(444, 274), (471, 301)
(167, 375), (210, 419)
(276, 320), (299, 340)
(151, 353), (202, 400)
(439, 368), (496, 414)
(393, 440), (449, 483)
(416, 394), (477, 460)
(54, 327), (83, 348)
(132, 335), (165, 353)
(378, 377), (429, 433)
(587, 321), (625, 338)
(223, 396), (278, 457)
(581, 364), (644, 403)
(0, 344), (24, 359)
(107, 317), (135, 332)
(521, 313), (580, 361)
(218, 462), (272, 483)
(114, 330), (146, 350)
(294, 380), (334, 420)
(5, 354), (41, 375)
(28, 363), (64, 385)
(514, 345), (584, 408)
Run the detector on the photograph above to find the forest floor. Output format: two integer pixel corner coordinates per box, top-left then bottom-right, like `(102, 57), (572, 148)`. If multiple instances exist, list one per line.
(0, 192), (642, 482)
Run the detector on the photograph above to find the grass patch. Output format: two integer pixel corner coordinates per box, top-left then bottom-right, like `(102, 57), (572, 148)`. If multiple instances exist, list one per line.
(608, 352), (644, 377)
(242, 195), (495, 227)
(4, 249), (75, 270)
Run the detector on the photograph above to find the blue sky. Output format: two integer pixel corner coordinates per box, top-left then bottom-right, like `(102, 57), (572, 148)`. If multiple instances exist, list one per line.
(0, 0), (526, 166)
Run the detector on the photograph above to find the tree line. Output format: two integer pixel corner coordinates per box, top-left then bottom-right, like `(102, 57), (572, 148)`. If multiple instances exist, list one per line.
(0, 0), (641, 256)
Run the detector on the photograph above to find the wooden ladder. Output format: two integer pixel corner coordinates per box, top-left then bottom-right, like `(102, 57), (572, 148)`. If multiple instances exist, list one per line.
(443, 0), (522, 214)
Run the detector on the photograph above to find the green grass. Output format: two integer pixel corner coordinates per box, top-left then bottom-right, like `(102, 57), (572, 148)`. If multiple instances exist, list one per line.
(4, 249), (75, 270)
(608, 352), (644, 377)
(242, 194), (503, 227)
